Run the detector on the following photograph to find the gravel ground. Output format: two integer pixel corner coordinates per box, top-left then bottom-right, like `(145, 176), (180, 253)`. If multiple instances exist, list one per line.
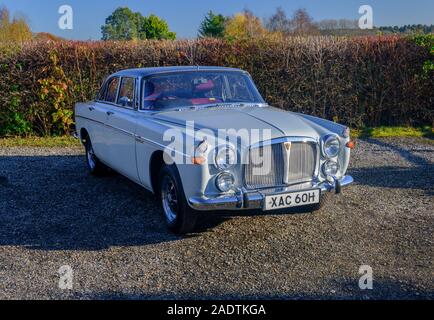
(0, 137), (433, 300)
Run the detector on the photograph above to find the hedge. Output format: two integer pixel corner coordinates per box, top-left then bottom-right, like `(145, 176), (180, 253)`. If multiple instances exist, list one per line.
(0, 36), (432, 136)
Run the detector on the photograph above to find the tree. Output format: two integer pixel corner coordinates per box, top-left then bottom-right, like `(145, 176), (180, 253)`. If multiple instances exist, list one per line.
(318, 19), (339, 31)
(101, 7), (176, 40)
(264, 7), (291, 34)
(198, 11), (226, 38)
(225, 10), (266, 41)
(0, 6), (32, 42)
(0, 6), (10, 29)
(101, 7), (140, 40)
(289, 8), (319, 35)
(141, 14), (176, 40)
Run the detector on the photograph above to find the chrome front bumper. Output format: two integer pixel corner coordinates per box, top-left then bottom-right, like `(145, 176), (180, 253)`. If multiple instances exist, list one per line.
(188, 175), (354, 211)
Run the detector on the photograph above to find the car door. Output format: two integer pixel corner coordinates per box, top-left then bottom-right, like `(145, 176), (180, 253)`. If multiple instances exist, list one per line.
(84, 77), (119, 162)
(104, 76), (140, 183)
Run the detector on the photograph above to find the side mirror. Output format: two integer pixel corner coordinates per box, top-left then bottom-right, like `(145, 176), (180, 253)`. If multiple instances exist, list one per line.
(119, 96), (132, 107)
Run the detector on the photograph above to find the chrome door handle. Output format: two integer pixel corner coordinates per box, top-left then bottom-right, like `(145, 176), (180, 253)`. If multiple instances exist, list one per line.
(88, 106), (95, 111)
(106, 111), (115, 116)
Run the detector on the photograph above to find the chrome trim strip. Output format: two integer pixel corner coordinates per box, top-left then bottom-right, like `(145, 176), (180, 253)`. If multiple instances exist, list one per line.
(249, 136), (318, 150)
(111, 125), (134, 137)
(135, 135), (146, 144)
(134, 134), (191, 159)
(75, 115), (104, 126)
(76, 115), (189, 157)
(76, 114), (133, 138)
(75, 115), (191, 160)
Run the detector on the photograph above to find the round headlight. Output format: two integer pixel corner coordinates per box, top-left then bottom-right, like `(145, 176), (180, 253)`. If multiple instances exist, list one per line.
(216, 172), (235, 193)
(322, 160), (340, 177)
(323, 135), (341, 158)
(215, 146), (236, 170)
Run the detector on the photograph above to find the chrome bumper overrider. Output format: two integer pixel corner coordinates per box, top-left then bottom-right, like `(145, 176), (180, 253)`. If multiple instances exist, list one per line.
(188, 176), (354, 211)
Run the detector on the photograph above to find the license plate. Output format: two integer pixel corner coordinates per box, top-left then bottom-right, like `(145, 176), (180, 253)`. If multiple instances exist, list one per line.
(264, 189), (320, 211)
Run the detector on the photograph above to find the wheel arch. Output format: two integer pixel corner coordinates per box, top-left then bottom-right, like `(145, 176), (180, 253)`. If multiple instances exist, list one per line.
(149, 150), (184, 195)
(80, 128), (90, 144)
(149, 150), (168, 194)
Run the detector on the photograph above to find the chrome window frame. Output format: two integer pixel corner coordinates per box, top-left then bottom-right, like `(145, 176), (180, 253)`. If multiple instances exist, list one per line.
(116, 76), (136, 110)
(95, 76), (139, 111)
(102, 76), (120, 104)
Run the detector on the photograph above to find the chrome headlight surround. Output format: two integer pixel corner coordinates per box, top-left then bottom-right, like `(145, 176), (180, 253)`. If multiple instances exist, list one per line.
(342, 127), (350, 139)
(215, 145), (237, 170)
(322, 134), (341, 158)
(322, 160), (340, 177)
(215, 172), (235, 193)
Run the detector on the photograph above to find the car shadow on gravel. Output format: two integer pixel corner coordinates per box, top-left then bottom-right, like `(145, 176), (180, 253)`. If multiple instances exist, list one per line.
(349, 166), (434, 195)
(361, 138), (433, 167)
(350, 138), (434, 195)
(0, 155), (322, 249)
(0, 155), (194, 251)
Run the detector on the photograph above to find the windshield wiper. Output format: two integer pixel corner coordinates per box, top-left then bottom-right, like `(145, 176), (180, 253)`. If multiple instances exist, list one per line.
(199, 102), (268, 109)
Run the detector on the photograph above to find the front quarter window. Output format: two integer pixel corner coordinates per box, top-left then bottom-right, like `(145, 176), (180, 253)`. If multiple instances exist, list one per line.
(105, 77), (120, 103)
(117, 77), (135, 108)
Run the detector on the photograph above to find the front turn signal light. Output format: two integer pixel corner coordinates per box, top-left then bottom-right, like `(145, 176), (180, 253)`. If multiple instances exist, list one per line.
(192, 156), (206, 165)
(192, 139), (209, 165)
(346, 140), (356, 149)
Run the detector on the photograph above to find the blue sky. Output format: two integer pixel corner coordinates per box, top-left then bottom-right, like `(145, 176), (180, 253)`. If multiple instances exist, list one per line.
(1, 0), (433, 40)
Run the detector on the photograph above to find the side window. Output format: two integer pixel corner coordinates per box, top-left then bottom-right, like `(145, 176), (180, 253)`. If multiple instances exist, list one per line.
(96, 81), (107, 101)
(117, 77), (135, 108)
(105, 77), (120, 103)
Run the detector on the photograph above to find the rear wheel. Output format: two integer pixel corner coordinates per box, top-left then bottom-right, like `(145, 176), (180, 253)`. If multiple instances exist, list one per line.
(84, 138), (107, 176)
(159, 165), (197, 234)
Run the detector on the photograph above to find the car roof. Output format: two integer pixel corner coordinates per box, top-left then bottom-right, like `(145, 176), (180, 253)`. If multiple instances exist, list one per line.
(111, 66), (246, 78)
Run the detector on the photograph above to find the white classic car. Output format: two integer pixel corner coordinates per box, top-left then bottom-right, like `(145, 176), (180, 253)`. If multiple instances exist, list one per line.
(75, 66), (354, 234)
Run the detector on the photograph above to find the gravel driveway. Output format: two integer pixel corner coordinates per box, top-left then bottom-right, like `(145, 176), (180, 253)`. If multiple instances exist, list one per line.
(0, 137), (433, 300)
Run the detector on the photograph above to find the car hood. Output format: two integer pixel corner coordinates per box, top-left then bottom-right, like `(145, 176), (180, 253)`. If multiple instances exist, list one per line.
(152, 105), (327, 146)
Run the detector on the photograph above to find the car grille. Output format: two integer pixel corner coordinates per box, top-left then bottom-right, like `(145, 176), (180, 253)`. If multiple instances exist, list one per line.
(244, 141), (317, 189)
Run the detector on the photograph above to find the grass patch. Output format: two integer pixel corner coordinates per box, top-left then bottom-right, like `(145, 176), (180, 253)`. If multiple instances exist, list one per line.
(0, 127), (432, 147)
(0, 135), (81, 148)
(352, 126), (433, 139)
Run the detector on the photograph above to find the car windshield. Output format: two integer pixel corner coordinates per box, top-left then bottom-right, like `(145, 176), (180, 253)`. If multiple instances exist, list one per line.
(142, 71), (265, 110)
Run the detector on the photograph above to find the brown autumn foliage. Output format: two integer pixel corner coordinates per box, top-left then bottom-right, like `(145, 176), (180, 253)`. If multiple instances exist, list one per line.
(0, 36), (432, 136)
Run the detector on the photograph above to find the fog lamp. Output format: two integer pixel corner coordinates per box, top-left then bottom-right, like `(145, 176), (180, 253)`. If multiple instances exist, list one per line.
(216, 172), (235, 193)
(322, 160), (340, 177)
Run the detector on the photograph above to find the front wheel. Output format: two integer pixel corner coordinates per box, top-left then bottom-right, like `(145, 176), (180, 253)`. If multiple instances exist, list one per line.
(159, 165), (197, 234)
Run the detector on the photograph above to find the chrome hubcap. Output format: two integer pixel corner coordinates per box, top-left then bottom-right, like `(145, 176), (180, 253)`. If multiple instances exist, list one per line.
(86, 143), (96, 170)
(161, 176), (178, 223)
